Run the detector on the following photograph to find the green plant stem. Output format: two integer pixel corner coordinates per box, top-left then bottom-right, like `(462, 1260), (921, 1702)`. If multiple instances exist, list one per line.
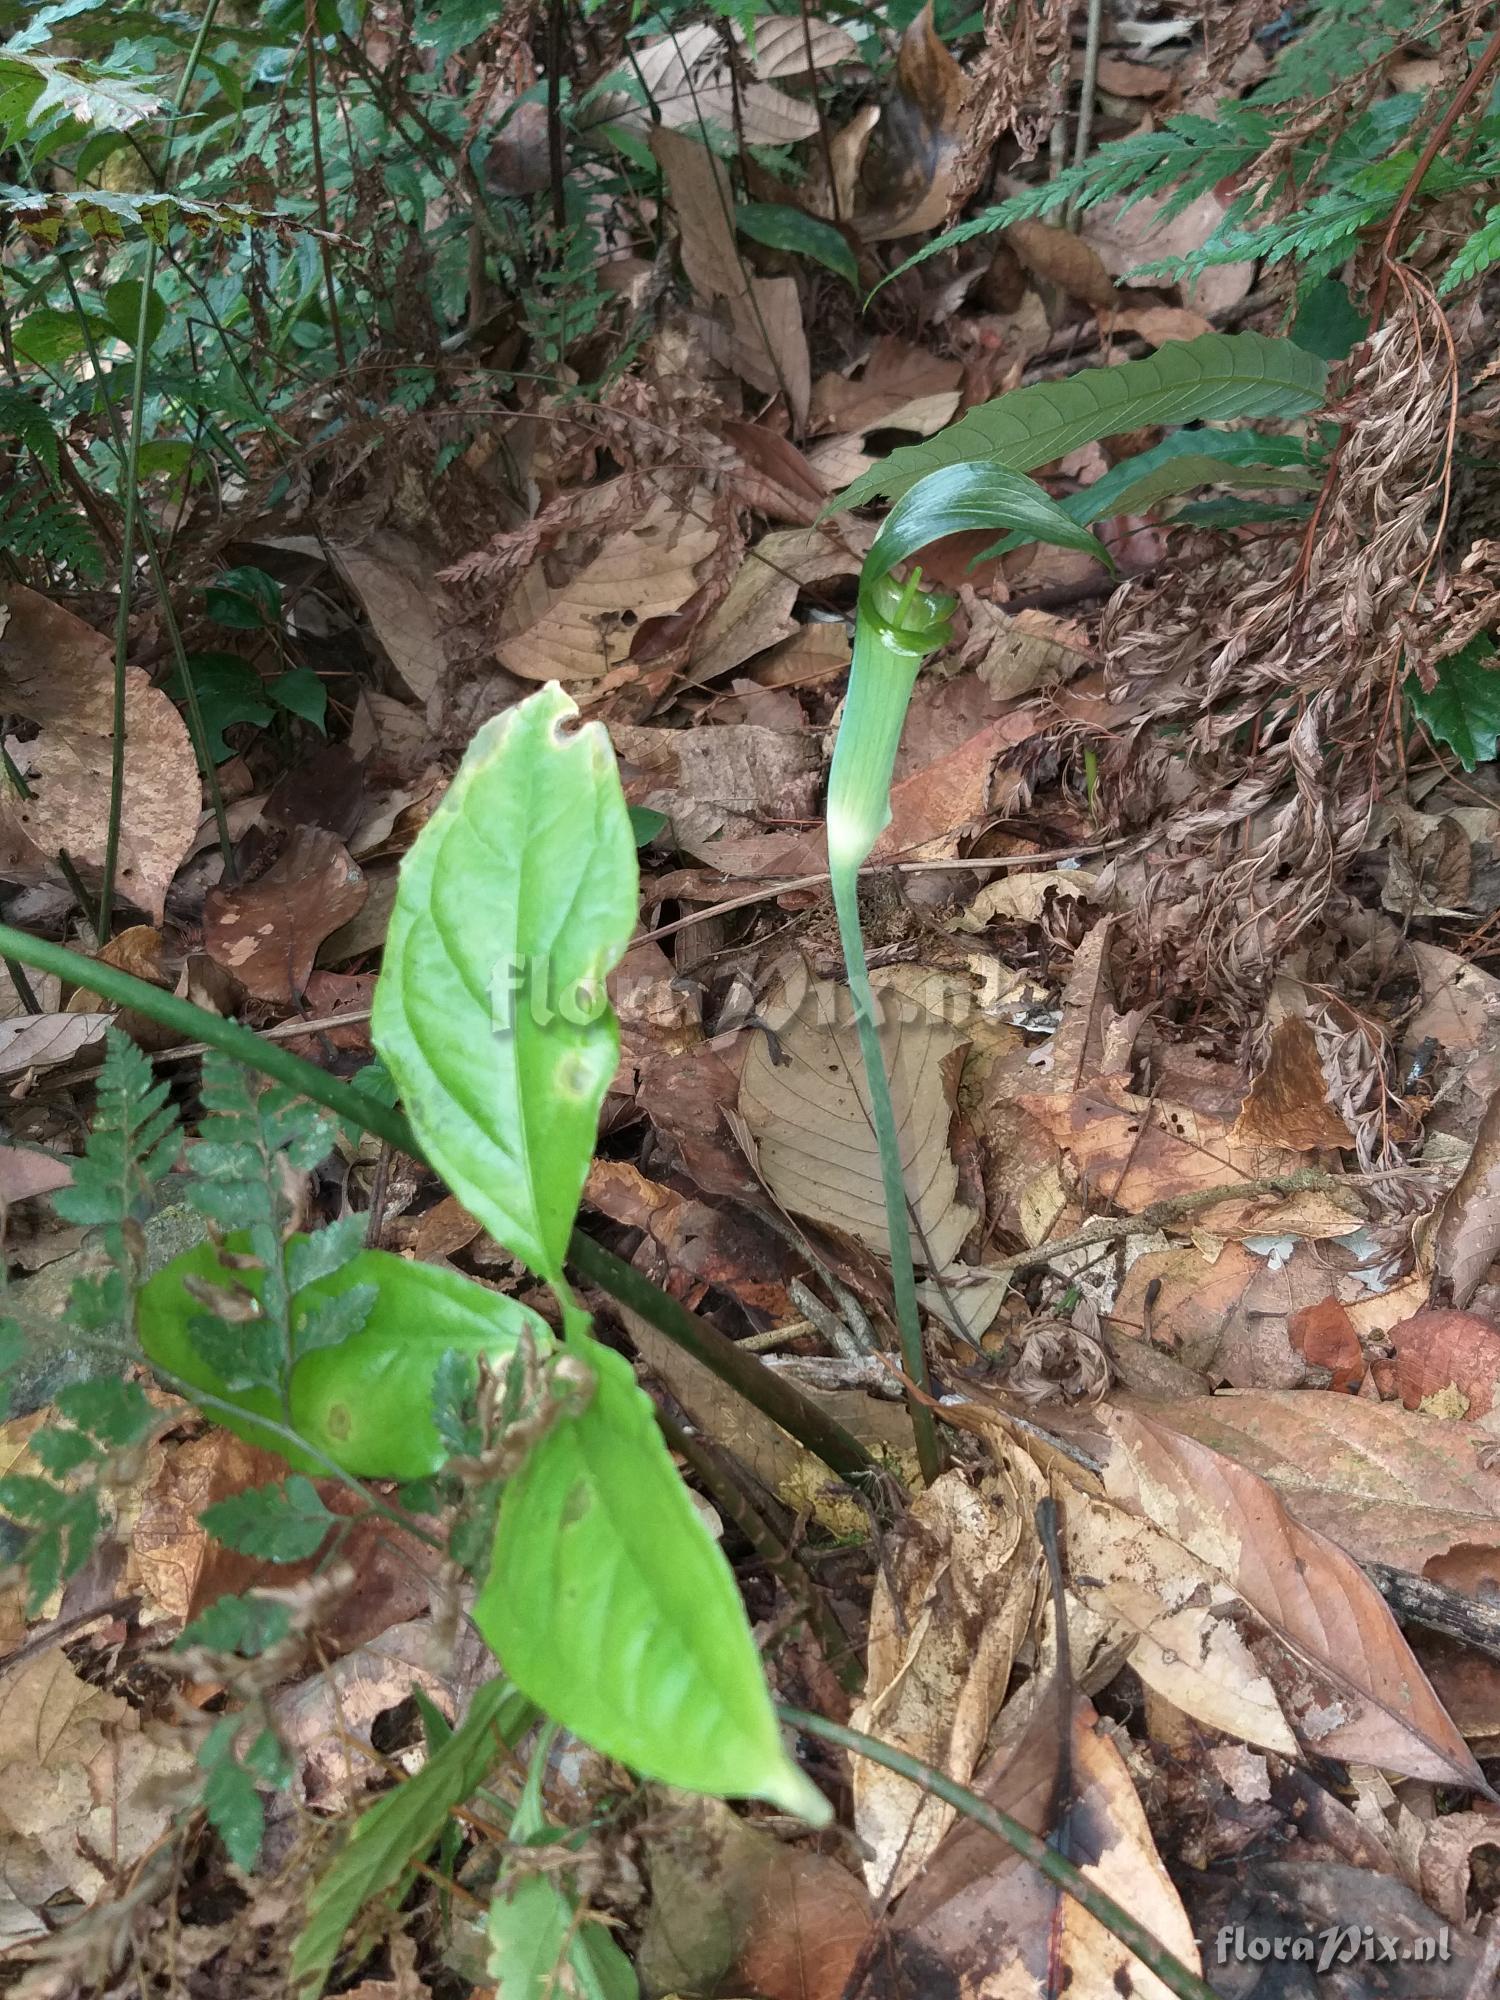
(92, 0), (224, 941)
(567, 1231), (882, 1493)
(778, 1708), (1220, 2000)
(0, 920), (881, 1495)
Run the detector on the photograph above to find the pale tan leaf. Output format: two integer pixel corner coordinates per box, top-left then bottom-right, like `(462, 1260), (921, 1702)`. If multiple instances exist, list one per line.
(1433, 1083), (1500, 1306)
(809, 337), (963, 435)
(739, 966), (976, 1267)
(960, 867), (1100, 926)
(0, 1648), (192, 1916)
(585, 21), (821, 146)
(851, 1463), (1042, 1897)
(873, 1689), (1201, 2000)
(654, 126), (811, 420)
(1112, 303), (1216, 344)
(743, 13), (862, 79)
(684, 521), (868, 688)
(1061, 1482), (1298, 1754)
(0, 586), (200, 924)
(1083, 188), (1254, 315)
(1, 962), (59, 1021)
(0, 1146), (73, 1203)
(0, 1010), (110, 1077)
(611, 718), (820, 856)
(751, 621), (852, 689)
(495, 495), (717, 683)
(1099, 1405), (1486, 1788)
(324, 534), (454, 709)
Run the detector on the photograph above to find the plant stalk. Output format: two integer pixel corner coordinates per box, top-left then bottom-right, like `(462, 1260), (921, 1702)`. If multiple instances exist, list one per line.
(0, 920), (880, 1493)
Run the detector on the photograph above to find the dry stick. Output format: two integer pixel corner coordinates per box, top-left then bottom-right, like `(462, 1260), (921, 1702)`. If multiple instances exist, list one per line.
(1066, 0), (1105, 227)
(779, 1707), (1220, 2000)
(657, 1408), (863, 1695)
(0, 919), (881, 1494)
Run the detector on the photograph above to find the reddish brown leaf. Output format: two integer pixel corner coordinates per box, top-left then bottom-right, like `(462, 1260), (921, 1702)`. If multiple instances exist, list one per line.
(1390, 1307), (1500, 1419)
(202, 827), (367, 1005)
(1289, 1296), (1367, 1393)
(1433, 1082), (1500, 1307)
(1235, 1016), (1356, 1151)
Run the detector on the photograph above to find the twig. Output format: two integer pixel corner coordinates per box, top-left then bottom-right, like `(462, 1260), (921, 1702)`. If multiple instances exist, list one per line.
(974, 1170), (1364, 1286)
(1365, 1560), (1500, 1668)
(1067, 0), (1105, 225)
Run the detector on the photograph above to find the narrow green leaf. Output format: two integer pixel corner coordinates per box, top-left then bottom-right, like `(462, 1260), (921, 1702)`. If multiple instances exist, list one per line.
(1407, 634), (1500, 771)
(475, 1333), (829, 1821)
(292, 1676), (535, 1999)
(371, 683), (637, 1285)
(1063, 427), (1315, 526)
(138, 1237), (551, 1479)
(836, 332), (1328, 512)
(735, 201), (858, 288)
(488, 1873), (638, 2000)
(200, 1476), (334, 1563)
(865, 461), (1107, 590)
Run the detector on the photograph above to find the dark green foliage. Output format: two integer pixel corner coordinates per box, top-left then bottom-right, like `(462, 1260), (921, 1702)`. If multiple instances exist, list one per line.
(1407, 635), (1500, 771)
(199, 1475), (336, 1561)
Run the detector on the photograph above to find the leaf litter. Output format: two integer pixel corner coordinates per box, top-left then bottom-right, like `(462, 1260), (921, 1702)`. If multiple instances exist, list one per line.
(10, 0), (1500, 1990)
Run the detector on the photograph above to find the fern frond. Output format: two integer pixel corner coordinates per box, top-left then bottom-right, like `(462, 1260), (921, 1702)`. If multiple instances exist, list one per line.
(1441, 202), (1500, 295)
(52, 1029), (180, 1243)
(0, 494), (106, 583)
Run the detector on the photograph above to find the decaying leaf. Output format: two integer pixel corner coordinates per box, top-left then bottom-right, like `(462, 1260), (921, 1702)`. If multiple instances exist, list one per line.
(0, 1011), (110, 1078)
(202, 827), (366, 1004)
(0, 1647), (193, 1929)
(684, 522), (868, 688)
(739, 966), (977, 1271)
(1390, 1307), (1500, 1419)
(1235, 1016), (1357, 1152)
(638, 1793), (872, 2000)
(496, 492), (718, 684)
(654, 128), (811, 423)
(0, 586), (200, 924)
(851, 1462), (1042, 1898)
(856, 1688), (1201, 2000)
(1433, 1083), (1500, 1307)
(1097, 1405), (1486, 1787)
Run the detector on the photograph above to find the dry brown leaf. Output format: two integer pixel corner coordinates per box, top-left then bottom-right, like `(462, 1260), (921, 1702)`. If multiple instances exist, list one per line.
(808, 336), (963, 436)
(611, 717), (820, 856)
(739, 966), (976, 1269)
(1146, 1389), (1500, 1589)
(1083, 188), (1254, 315)
(751, 621), (852, 688)
(723, 417), (827, 523)
(586, 20), (822, 147)
(1060, 1479), (1299, 1755)
(744, 12), (861, 80)
(1390, 1308), (1500, 1419)
(0, 1647), (193, 1922)
(638, 1794), (872, 2000)
(1416, 1808), (1500, 1926)
(963, 599), (1091, 697)
(1098, 1406), (1486, 1789)
(0, 586), (199, 924)
(1024, 1080), (1363, 1237)
(496, 492), (718, 684)
(0, 1146), (72, 1203)
(851, 1462), (1042, 1897)
(1091, 54), (1172, 96)
(874, 709), (1041, 862)
(864, 1688), (1201, 2000)
(1110, 303), (1216, 344)
(855, 5), (968, 243)
(654, 126), (811, 422)
(961, 867), (1100, 927)
(1, 962), (59, 1021)
(585, 1158), (794, 1317)
(323, 534), (453, 710)
(1004, 218), (1118, 307)
(1433, 1083), (1500, 1307)
(684, 521), (868, 688)
(0, 1011), (110, 1078)
(1235, 1016), (1357, 1151)
(202, 827), (366, 1005)
(1289, 1296), (1367, 1392)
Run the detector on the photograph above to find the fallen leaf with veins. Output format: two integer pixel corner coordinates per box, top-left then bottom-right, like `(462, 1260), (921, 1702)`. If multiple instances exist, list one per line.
(1390, 1307), (1500, 1418)
(1098, 1404), (1487, 1787)
(0, 585), (200, 924)
(854, 1687), (1201, 2000)
(1235, 1016), (1357, 1152)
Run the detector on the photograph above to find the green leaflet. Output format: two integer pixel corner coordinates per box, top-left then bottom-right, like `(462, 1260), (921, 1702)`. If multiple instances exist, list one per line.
(1061, 427), (1317, 526)
(371, 684), (637, 1285)
(864, 461), (1106, 590)
(735, 201), (858, 289)
(475, 1333), (830, 1823)
(836, 332), (1328, 513)
(1407, 634), (1500, 771)
(293, 1675), (536, 1999)
(138, 1238), (550, 1479)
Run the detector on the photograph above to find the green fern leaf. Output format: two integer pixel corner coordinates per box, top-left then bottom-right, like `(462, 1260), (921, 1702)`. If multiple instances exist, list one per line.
(836, 333), (1328, 514)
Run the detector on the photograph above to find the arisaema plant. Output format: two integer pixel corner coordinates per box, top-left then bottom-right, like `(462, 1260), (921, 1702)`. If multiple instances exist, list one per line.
(828, 331), (1328, 1481)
